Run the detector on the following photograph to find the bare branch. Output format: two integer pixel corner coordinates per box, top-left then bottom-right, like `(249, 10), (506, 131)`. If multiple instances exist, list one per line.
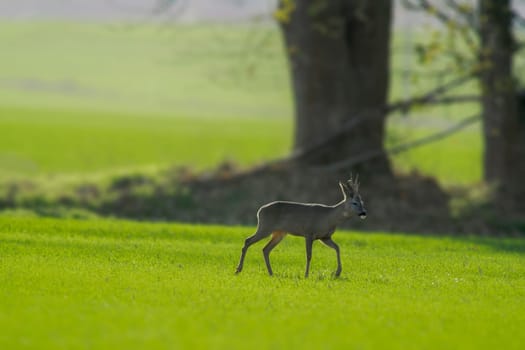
(286, 72), (476, 163)
(316, 114), (481, 172)
(440, 0), (480, 55)
(416, 95), (480, 106)
(402, 0), (455, 24)
(240, 72), (478, 175)
(217, 113), (481, 180)
(402, 0), (479, 56)
(386, 72), (477, 113)
(444, 0), (479, 31)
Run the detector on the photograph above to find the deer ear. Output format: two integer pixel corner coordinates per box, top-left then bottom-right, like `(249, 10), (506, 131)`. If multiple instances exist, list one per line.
(339, 181), (353, 198)
(338, 181), (346, 198)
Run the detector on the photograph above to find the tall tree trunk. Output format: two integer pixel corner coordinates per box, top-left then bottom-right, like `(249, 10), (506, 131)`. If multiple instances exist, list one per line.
(278, 0), (393, 175)
(479, 0), (525, 204)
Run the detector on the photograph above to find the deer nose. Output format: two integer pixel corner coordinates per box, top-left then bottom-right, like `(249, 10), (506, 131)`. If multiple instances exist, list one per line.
(359, 210), (367, 219)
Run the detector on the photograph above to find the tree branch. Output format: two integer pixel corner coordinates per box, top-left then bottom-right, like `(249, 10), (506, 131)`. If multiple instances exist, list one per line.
(385, 72), (477, 114)
(422, 95), (479, 105)
(444, 0), (479, 31)
(287, 72), (476, 163)
(316, 114), (481, 172)
(243, 72), (478, 175)
(402, 0), (455, 24)
(402, 0), (479, 55)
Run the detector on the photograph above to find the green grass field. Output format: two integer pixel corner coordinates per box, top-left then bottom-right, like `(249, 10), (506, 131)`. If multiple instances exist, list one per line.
(0, 21), (523, 350)
(0, 215), (524, 349)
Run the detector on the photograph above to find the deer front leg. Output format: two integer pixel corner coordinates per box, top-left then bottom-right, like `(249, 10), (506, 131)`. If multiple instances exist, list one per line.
(321, 237), (342, 277)
(304, 236), (313, 278)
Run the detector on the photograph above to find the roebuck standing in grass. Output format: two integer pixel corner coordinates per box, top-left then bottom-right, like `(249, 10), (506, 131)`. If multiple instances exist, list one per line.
(236, 176), (367, 278)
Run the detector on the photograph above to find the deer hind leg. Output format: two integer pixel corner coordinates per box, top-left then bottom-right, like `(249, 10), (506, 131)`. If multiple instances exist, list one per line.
(262, 231), (286, 276)
(235, 226), (272, 274)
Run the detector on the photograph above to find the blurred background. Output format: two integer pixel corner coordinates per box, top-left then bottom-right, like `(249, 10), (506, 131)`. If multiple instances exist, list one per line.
(1, 0), (524, 234)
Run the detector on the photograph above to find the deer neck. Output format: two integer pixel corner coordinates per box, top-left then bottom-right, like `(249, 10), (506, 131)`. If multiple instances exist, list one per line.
(330, 200), (349, 225)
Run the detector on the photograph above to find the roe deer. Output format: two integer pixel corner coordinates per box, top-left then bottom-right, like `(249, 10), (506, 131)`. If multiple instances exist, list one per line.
(235, 175), (366, 278)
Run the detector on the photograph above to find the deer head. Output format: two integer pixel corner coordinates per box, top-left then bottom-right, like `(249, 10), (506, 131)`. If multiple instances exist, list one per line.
(339, 174), (367, 219)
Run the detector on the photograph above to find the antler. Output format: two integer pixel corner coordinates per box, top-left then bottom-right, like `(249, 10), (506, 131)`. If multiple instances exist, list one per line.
(347, 173), (360, 193)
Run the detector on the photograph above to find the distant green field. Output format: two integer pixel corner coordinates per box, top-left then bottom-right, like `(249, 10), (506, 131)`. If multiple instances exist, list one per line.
(0, 106), (291, 176)
(0, 105), (481, 184)
(0, 22), (483, 184)
(0, 22), (292, 118)
(0, 215), (523, 349)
